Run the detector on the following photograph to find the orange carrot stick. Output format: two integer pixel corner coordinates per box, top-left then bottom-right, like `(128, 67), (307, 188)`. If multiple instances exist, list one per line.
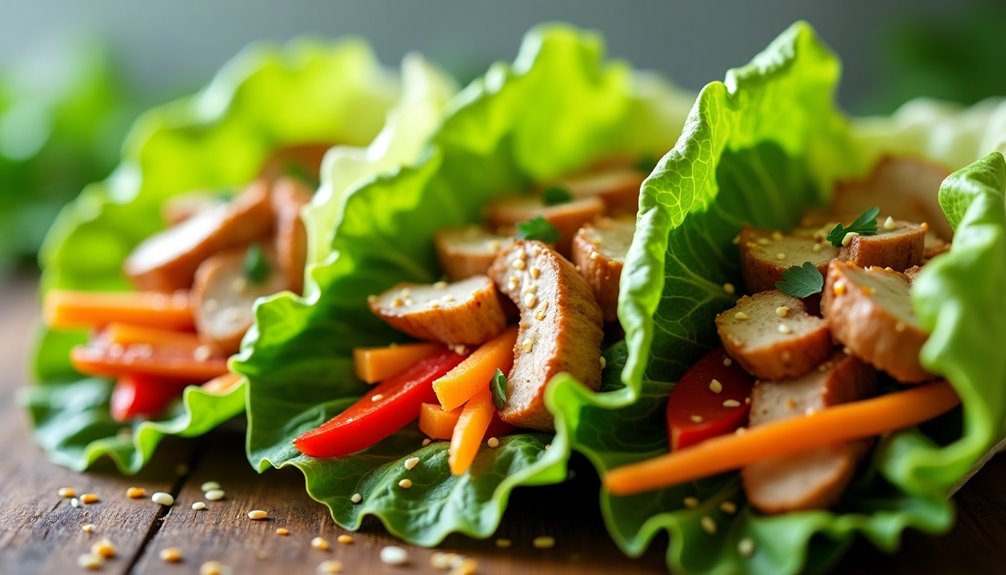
(45, 290), (194, 331)
(105, 323), (203, 350)
(353, 343), (442, 384)
(605, 381), (960, 496)
(448, 386), (496, 476)
(419, 402), (462, 440)
(434, 326), (518, 412)
(71, 342), (228, 383)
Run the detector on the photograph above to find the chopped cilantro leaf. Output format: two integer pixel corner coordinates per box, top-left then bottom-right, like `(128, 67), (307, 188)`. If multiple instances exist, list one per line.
(243, 244), (271, 285)
(516, 216), (560, 244)
(542, 186), (573, 206)
(491, 369), (507, 410)
(827, 206), (880, 247)
(775, 261), (824, 298)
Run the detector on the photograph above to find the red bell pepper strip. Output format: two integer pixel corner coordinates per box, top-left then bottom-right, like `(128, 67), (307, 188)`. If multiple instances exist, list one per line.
(294, 347), (467, 458)
(666, 347), (756, 451)
(110, 374), (190, 422)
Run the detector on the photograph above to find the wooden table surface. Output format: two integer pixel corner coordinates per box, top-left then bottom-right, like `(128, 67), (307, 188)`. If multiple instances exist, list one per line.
(2, 273), (1004, 575)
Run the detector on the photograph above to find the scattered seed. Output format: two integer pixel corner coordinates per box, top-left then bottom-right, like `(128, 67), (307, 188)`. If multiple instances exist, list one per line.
(523, 293), (538, 308)
(159, 547), (183, 563)
(757, 237), (770, 246)
(126, 487), (146, 499)
(530, 267), (541, 279)
(723, 399), (742, 408)
(690, 415), (703, 423)
(833, 281), (846, 296)
(545, 443), (551, 450)
(512, 259), (526, 270)
(812, 243), (823, 253)
(734, 312), (749, 321)
(275, 527), (290, 536)
(777, 324), (792, 335)
(337, 534), (354, 545)
(722, 283), (736, 295)
(895, 321), (906, 333)
(883, 216), (897, 230)
(709, 379), (723, 394)
(91, 538), (116, 559)
(700, 515), (717, 534)
(194, 345), (213, 362)
(430, 551), (462, 570)
(57, 487), (76, 498)
(433, 281), (448, 290)
(77, 553), (104, 570)
(723, 357), (733, 366)
(487, 437), (500, 448)
(204, 489), (225, 501)
(683, 496), (699, 509)
(247, 510), (268, 520)
(775, 306), (790, 318)
(398, 479), (413, 489)
(404, 457), (420, 471)
(82, 524), (95, 534)
(452, 558), (479, 575)
(738, 537), (756, 557)
(495, 538), (512, 548)
(720, 501), (738, 514)
(317, 559), (344, 574)
(311, 537), (330, 550)
(71, 498), (81, 508)
(380, 546), (409, 566)
(534, 310), (546, 321)
(533, 536), (556, 549)
(192, 502), (207, 511)
(350, 493), (362, 504)
(771, 231), (784, 241)
(151, 492), (174, 506)
(371, 394), (385, 402)
(775, 252), (786, 261)
(200, 560), (231, 575)
(80, 493), (100, 505)
(735, 427), (748, 435)
(841, 231), (859, 247)
(200, 481), (221, 492)
(599, 356), (607, 369)
(422, 438), (432, 447)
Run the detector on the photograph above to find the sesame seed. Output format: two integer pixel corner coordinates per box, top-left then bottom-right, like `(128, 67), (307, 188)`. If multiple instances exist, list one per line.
(71, 498), (80, 508)
(400, 288), (412, 298)
(589, 251), (601, 261)
(398, 479), (413, 489)
(91, 538), (116, 558)
(690, 415), (703, 423)
(775, 306), (790, 318)
(80, 493), (100, 505)
(709, 379), (723, 394)
(516, 249), (527, 260)
(683, 496), (699, 508)
(380, 546), (409, 566)
(82, 524), (95, 533)
(350, 493), (362, 504)
(723, 399), (742, 408)
(722, 283), (736, 295)
(151, 492), (174, 506)
(530, 267), (541, 279)
(200, 560), (232, 575)
(126, 487), (146, 499)
(720, 501), (737, 514)
(533, 536), (556, 549)
(508, 276), (519, 290)
(489, 240), (501, 251)
(777, 323), (792, 335)
(883, 216), (897, 230)
(521, 338), (534, 353)
(738, 537), (756, 557)
(734, 311), (749, 321)
(391, 297), (404, 307)
(248, 510), (268, 520)
(367, 295), (377, 305)
(895, 321), (906, 333)
(487, 437), (500, 448)
(722, 357), (733, 368)
(834, 281), (846, 295)
(194, 345), (213, 361)
(495, 538), (512, 548)
(545, 443), (551, 450)
(745, 397), (751, 404)
(599, 356), (607, 369)
(757, 238), (770, 246)
(337, 534), (354, 545)
(771, 231), (784, 241)
(311, 537), (330, 550)
(200, 481), (221, 492)
(812, 243), (823, 252)
(205, 489), (225, 501)
(57, 487), (76, 498)
(159, 547), (183, 563)
(805, 407), (817, 416)
(430, 552), (461, 569)
(77, 553), (103, 570)
(442, 294), (456, 303)
(534, 310), (546, 321)
(841, 231), (859, 247)
(433, 281), (448, 289)
(192, 501), (206, 511)
(523, 293), (538, 308)
(700, 515), (717, 535)
(317, 559), (344, 574)
(404, 457), (420, 471)
(422, 438), (432, 446)
(775, 253), (786, 261)
(512, 259), (526, 270)
(732, 235), (741, 245)
(371, 394), (385, 402)
(735, 427), (748, 435)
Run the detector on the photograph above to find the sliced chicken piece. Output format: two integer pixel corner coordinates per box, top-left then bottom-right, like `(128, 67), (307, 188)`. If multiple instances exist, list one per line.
(162, 192), (227, 226)
(743, 352), (875, 514)
(716, 290), (833, 381)
(488, 240), (604, 431)
(434, 226), (516, 281)
(831, 155), (953, 241)
(191, 245), (287, 355)
(125, 181), (275, 292)
(839, 219), (927, 271)
(368, 275), (508, 346)
(923, 232), (951, 262)
(571, 216), (635, 322)
(485, 195), (604, 256)
(271, 177), (312, 295)
(903, 265), (923, 284)
(739, 225), (838, 294)
(821, 260), (932, 383)
(553, 167), (645, 215)
(258, 143), (331, 184)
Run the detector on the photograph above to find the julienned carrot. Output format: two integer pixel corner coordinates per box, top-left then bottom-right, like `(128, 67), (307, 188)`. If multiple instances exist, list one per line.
(106, 323), (203, 350)
(45, 290), (194, 331)
(605, 381), (960, 496)
(202, 373), (244, 394)
(353, 342), (442, 384)
(434, 326), (518, 412)
(448, 386), (495, 476)
(419, 402), (462, 440)
(71, 342), (229, 383)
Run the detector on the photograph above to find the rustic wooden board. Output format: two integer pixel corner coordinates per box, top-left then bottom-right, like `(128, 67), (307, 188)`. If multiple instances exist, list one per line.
(2, 273), (1005, 574)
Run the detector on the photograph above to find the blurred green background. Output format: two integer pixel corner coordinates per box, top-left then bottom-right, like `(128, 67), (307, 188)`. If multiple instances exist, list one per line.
(0, 0), (1003, 275)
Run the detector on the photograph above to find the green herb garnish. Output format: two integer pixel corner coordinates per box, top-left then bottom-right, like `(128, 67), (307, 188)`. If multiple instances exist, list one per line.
(282, 161), (320, 189)
(491, 369), (507, 410)
(243, 244), (271, 285)
(827, 206), (880, 247)
(542, 186), (573, 206)
(775, 261), (824, 298)
(635, 154), (658, 172)
(516, 216), (560, 244)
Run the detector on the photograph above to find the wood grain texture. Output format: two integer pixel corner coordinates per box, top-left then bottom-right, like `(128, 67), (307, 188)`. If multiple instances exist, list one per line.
(2, 273), (1005, 574)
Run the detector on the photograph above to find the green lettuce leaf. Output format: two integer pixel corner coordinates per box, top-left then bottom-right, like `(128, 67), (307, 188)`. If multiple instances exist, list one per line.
(549, 21), (1006, 575)
(234, 23), (693, 545)
(21, 38), (402, 474)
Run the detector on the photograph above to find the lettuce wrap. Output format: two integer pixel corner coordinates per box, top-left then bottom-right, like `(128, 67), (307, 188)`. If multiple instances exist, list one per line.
(546, 21), (1006, 575)
(233, 23), (694, 544)
(21, 39), (456, 473)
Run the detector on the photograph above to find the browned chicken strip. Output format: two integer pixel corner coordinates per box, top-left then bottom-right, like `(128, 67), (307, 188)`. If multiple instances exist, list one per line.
(554, 167), (645, 215)
(191, 245), (287, 355)
(821, 260), (932, 383)
(434, 226), (516, 281)
(839, 219), (926, 271)
(368, 275), (508, 346)
(572, 215), (635, 323)
(716, 291), (833, 381)
(743, 352), (875, 514)
(271, 177), (313, 295)
(125, 181), (275, 292)
(161, 192), (226, 226)
(739, 225), (838, 294)
(485, 195), (604, 256)
(488, 240), (604, 431)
